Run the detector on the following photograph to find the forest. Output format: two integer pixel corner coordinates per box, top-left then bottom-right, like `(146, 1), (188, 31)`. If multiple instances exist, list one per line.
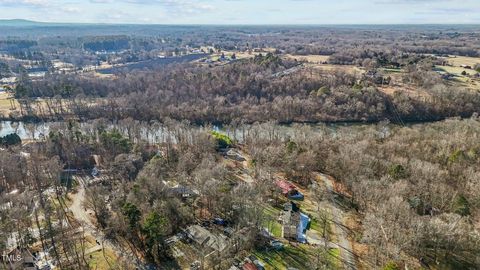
(1, 24), (480, 270)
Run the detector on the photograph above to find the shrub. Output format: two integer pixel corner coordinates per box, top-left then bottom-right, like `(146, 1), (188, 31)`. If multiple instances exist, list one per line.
(388, 164), (408, 180)
(383, 261), (400, 270)
(210, 130), (233, 149)
(453, 195), (470, 216)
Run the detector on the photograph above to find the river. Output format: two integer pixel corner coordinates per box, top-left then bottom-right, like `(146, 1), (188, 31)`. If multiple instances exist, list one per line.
(0, 119), (378, 144)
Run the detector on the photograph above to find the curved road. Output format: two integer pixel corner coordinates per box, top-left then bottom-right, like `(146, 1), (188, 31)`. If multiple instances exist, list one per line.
(69, 177), (143, 269)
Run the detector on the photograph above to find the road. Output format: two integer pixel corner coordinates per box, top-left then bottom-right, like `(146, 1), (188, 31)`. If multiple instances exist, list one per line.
(69, 177), (144, 269)
(317, 173), (357, 270)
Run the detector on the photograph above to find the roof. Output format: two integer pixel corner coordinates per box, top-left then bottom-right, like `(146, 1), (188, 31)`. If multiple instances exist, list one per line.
(297, 212), (311, 243)
(275, 180), (296, 194)
(242, 262), (258, 270)
(185, 225), (228, 251)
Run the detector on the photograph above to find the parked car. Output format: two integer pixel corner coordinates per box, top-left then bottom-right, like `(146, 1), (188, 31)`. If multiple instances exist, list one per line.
(213, 217), (228, 226)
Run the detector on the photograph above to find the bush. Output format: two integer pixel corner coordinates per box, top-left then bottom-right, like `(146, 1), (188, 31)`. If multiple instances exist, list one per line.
(453, 195), (470, 216)
(388, 164), (408, 180)
(210, 130), (233, 149)
(383, 261), (400, 270)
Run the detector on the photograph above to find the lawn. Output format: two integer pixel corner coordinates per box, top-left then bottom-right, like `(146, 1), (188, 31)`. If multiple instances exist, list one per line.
(262, 205), (283, 238)
(253, 244), (341, 270)
(81, 235), (121, 270)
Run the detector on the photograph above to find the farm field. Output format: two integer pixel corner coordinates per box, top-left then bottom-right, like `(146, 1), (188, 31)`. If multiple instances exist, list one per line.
(435, 65), (478, 76)
(285, 54), (330, 63)
(0, 91), (18, 117)
(441, 55), (480, 68)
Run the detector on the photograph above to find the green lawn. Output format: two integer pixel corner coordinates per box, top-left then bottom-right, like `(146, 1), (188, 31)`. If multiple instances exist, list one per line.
(253, 244), (341, 270)
(262, 205), (283, 238)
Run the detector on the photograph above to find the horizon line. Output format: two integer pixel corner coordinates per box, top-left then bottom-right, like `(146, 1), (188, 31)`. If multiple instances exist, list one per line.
(1, 19), (480, 27)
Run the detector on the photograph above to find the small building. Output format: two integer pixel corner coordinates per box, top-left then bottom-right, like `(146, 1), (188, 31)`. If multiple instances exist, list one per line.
(276, 180), (304, 200)
(166, 185), (198, 198)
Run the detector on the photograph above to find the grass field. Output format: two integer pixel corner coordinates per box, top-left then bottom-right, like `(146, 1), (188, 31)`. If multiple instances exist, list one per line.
(435, 65), (478, 76)
(285, 54), (330, 64)
(263, 205), (283, 238)
(0, 92), (18, 116)
(441, 55), (480, 68)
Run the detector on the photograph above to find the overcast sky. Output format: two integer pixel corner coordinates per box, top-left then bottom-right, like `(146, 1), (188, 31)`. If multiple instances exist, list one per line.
(0, 0), (478, 24)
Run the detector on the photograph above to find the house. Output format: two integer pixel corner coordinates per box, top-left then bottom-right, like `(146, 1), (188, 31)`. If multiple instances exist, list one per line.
(283, 210), (310, 243)
(166, 185), (198, 198)
(276, 180), (304, 200)
(4, 248), (36, 270)
(184, 225), (228, 252)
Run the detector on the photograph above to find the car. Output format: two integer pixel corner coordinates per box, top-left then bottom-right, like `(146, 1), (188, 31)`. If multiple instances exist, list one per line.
(213, 217), (227, 226)
(223, 227), (234, 237)
(269, 240), (284, 250)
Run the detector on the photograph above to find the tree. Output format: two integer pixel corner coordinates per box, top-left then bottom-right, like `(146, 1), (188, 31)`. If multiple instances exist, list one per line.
(122, 202), (141, 229)
(100, 130), (132, 157)
(142, 212), (168, 262)
(0, 133), (21, 147)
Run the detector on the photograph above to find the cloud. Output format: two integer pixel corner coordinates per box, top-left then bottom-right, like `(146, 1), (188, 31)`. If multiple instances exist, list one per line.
(60, 6), (82, 13)
(0, 0), (49, 7)
(375, 0), (452, 4)
(90, 0), (215, 16)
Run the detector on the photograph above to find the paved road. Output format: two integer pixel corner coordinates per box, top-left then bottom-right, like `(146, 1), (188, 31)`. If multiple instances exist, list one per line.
(317, 173), (357, 270)
(69, 177), (144, 269)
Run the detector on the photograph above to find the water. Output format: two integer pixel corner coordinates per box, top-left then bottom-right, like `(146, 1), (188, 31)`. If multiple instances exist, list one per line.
(0, 120), (373, 143)
(0, 121), (51, 140)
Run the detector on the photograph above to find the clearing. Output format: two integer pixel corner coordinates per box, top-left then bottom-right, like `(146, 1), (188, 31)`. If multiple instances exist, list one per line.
(285, 54), (330, 64)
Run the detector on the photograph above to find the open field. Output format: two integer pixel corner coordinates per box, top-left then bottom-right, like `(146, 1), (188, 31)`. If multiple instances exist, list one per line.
(0, 91), (18, 117)
(441, 55), (480, 68)
(309, 63), (363, 74)
(286, 54), (330, 63)
(435, 65), (478, 76)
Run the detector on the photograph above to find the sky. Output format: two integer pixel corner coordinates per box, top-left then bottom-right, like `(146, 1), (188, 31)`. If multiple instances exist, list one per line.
(0, 0), (479, 25)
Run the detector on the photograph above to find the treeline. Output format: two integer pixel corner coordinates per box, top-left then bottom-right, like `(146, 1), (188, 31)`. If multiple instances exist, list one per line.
(83, 36), (130, 52)
(12, 55), (480, 124)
